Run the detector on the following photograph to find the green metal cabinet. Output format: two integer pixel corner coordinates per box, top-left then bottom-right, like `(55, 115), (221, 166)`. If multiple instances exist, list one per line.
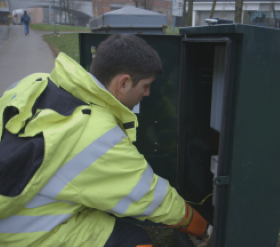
(79, 24), (280, 247)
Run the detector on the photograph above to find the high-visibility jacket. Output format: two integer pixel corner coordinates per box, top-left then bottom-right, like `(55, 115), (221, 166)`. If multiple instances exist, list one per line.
(0, 53), (186, 246)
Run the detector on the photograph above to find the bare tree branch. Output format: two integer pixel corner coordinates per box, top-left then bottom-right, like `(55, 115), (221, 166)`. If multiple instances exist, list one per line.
(271, 0), (278, 28)
(133, 0), (154, 10)
(209, 0), (217, 18)
(235, 0), (243, 23)
(182, 0), (187, 26)
(133, 0), (139, 8)
(187, 0), (193, 26)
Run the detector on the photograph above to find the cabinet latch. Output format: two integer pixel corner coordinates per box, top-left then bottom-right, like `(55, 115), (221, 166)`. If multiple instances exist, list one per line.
(214, 176), (229, 186)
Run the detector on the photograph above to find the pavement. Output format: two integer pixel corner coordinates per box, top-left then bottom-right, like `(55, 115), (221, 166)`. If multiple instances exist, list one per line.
(0, 26), (9, 46)
(0, 25), (55, 96)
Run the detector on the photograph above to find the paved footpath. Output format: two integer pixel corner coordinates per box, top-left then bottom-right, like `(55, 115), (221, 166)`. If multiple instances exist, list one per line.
(0, 25), (55, 96)
(0, 26), (9, 45)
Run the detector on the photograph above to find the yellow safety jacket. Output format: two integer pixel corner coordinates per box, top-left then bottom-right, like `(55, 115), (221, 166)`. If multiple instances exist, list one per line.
(0, 53), (185, 246)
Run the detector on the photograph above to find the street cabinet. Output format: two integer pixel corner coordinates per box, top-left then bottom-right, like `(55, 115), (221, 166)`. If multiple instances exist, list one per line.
(79, 24), (280, 247)
(89, 6), (167, 34)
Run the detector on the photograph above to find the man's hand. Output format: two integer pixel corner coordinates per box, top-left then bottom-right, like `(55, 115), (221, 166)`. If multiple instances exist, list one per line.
(188, 225), (212, 247)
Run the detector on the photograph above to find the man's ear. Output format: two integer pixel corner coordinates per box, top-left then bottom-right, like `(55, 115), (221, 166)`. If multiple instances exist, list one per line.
(107, 74), (132, 100)
(118, 74), (132, 94)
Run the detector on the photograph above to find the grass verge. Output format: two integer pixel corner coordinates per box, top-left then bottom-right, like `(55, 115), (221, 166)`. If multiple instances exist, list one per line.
(42, 26), (179, 63)
(30, 24), (90, 32)
(165, 26), (179, 35)
(43, 33), (80, 62)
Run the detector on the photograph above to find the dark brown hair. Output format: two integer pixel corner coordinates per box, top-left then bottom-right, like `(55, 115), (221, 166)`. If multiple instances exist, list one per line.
(90, 33), (163, 86)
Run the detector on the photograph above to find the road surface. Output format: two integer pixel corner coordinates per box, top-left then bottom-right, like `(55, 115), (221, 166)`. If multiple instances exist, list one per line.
(0, 25), (55, 96)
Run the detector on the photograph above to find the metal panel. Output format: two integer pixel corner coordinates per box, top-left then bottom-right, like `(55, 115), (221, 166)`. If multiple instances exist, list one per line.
(179, 24), (280, 247)
(224, 25), (280, 247)
(210, 45), (226, 132)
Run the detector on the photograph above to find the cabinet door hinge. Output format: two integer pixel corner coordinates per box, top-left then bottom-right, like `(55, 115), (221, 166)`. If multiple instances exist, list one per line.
(214, 176), (229, 186)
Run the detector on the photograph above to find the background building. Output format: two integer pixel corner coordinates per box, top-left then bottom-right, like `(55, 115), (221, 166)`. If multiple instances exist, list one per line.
(0, 0), (10, 25)
(9, 0), (93, 26)
(92, 0), (280, 27)
(7, 0), (280, 28)
(173, 0), (280, 27)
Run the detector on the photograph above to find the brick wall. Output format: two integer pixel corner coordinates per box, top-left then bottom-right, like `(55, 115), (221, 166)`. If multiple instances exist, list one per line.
(28, 7), (44, 24)
(154, 0), (172, 24)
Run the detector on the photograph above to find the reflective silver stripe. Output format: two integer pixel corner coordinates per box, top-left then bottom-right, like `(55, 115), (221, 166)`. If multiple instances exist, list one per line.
(135, 176), (168, 217)
(33, 126), (126, 200)
(110, 164), (154, 215)
(25, 194), (75, 209)
(25, 194), (57, 208)
(0, 214), (72, 233)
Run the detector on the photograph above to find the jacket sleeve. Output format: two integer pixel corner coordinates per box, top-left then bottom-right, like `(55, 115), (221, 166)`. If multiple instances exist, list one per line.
(61, 124), (185, 226)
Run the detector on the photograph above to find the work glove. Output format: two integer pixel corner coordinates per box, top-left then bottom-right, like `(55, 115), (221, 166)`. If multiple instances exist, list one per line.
(164, 201), (210, 243)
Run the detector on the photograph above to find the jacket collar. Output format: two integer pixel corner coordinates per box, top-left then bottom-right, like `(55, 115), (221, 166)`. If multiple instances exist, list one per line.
(49, 53), (138, 142)
(89, 73), (107, 91)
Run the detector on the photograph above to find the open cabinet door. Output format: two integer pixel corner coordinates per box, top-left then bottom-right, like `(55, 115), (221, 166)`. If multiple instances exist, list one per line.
(178, 36), (235, 247)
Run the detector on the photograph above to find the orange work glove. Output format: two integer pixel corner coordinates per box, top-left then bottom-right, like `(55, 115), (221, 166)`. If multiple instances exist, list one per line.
(164, 201), (208, 237)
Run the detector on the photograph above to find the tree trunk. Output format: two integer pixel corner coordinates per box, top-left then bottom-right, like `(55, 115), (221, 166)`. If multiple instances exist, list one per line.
(64, 0), (66, 24)
(68, 2), (73, 25)
(134, 0), (139, 8)
(147, 0), (154, 10)
(209, 0), (217, 18)
(66, 0), (69, 24)
(59, 0), (62, 24)
(187, 0), (193, 26)
(235, 0), (243, 24)
(271, 0), (278, 28)
(182, 0), (187, 26)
